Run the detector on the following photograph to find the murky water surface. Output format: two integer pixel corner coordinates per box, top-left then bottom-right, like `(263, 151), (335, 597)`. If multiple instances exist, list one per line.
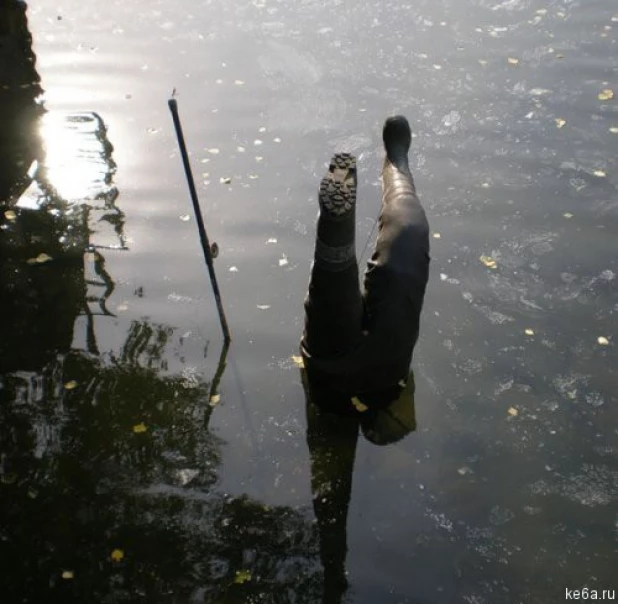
(1, 0), (617, 602)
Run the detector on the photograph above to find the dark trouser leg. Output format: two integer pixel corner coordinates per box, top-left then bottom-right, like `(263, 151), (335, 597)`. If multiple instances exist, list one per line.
(302, 154), (363, 359)
(361, 117), (430, 375)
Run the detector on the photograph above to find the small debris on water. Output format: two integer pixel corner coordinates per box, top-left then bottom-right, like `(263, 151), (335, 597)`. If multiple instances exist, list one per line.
(598, 89), (614, 101)
(563, 212), (574, 219)
(555, 118), (566, 128)
(209, 394), (221, 406)
(507, 57), (519, 65)
(610, 127), (618, 134)
(64, 380), (78, 390)
(220, 177), (232, 184)
(273, 137), (281, 143)
(61, 571), (74, 580)
(279, 255), (289, 267)
(207, 148), (220, 155)
(27, 253), (53, 265)
(597, 336), (610, 346)
(132, 423), (147, 434)
(267, 238), (277, 244)
(457, 467), (473, 476)
(4, 210), (17, 221)
(179, 214), (190, 222)
(110, 549), (125, 562)
(255, 156), (263, 162)
(257, 305), (271, 310)
(433, 232), (441, 239)
(593, 169), (607, 178)
(234, 80), (244, 85)
(249, 174), (259, 179)
(351, 397), (368, 412)
(254, 139), (263, 146)
(234, 570), (252, 584)
(237, 146), (246, 152)
(508, 407), (519, 417)
(229, 266), (238, 272)
(525, 328), (535, 336)
(258, 127), (266, 133)
(480, 255), (497, 269)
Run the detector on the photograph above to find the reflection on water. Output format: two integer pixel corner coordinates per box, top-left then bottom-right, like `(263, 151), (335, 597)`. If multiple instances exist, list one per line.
(2, 0), (618, 602)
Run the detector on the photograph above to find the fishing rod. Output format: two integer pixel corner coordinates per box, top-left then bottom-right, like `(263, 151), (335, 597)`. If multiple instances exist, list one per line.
(168, 96), (231, 344)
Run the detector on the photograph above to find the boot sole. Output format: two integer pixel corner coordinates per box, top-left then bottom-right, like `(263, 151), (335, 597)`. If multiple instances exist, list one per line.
(319, 153), (357, 218)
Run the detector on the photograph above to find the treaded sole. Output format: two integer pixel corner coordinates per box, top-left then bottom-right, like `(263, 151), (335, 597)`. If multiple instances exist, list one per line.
(319, 153), (357, 217)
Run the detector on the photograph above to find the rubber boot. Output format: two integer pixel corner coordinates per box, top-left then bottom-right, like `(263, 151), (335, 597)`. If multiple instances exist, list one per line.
(302, 154), (364, 361)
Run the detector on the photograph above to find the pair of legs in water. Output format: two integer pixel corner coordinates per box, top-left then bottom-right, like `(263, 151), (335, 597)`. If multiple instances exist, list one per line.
(301, 115), (430, 411)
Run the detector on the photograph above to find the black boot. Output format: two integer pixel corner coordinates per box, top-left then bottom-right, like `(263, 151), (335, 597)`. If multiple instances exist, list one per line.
(314, 153), (357, 271)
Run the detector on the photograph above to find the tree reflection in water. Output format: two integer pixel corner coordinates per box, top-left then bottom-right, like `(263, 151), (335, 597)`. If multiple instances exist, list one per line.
(0, 4), (322, 601)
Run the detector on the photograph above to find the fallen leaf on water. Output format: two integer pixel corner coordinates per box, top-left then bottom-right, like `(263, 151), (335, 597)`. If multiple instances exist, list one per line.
(555, 118), (566, 128)
(597, 336), (610, 345)
(64, 380), (78, 390)
(4, 210), (17, 221)
(291, 355), (304, 368)
(61, 570), (74, 580)
(351, 397), (368, 412)
(593, 169), (607, 178)
(179, 214), (191, 222)
(598, 89), (614, 101)
(220, 177), (232, 184)
(234, 570), (252, 584)
(279, 255), (289, 267)
(267, 238), (277, 244)
(110, 549), (124, 562)
(433, 232), (442, 239)
(508, 407), (519, 417)
(256, 304), (271, 310)
(132, 423), (147, 434)
(563, 212), (574, 219)
(480, 255), (497, 269)
(610, 127), (618, 134)
(457, 466), (473, 475)
(229, 266), (238, 272)
(507, 57), (519, 65)
(525, 328), (535, 336)
(207, 148), (220, 155)
(209, 394), (221, 406)
(27, 253), (53, 265)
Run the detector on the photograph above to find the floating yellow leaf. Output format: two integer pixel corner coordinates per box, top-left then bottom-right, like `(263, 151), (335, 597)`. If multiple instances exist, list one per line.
(27, 253), (53, 265)
(132, 423), (147, 434)
(555, 118), (566, 128)
(64, 380), (78, 390)
(234, 569), (252, 584)
(110, 549), (124, 562)
(507, 57), (519, 65)
(524, 328), (535, 336)
(351, 396), (368, 412)
(433, 233), (441, 239)
(507, 407), (519, 417)
(209, 394), (221, 406)
(480, 255), (497, 269)
(597, 336), (610, 346)
(291, 355), (304, 368)
(598, 89), (614, 101)
(61, 570), (74, 580)
(610, 127), (618, 134)
(593, 169), (606, 178)
(4, 210), (17, 221)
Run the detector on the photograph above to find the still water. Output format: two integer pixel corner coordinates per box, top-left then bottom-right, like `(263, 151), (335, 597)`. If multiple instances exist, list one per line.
(1, 0), (617, 602)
